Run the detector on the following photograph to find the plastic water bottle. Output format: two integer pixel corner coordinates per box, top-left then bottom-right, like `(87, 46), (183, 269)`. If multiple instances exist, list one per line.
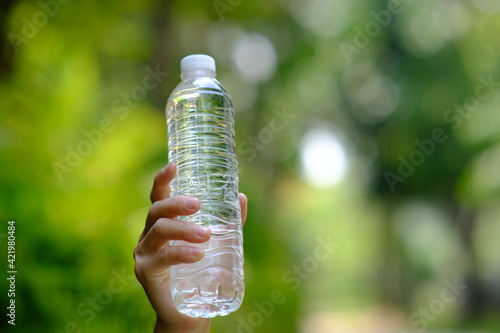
(165, 54), (244, 318)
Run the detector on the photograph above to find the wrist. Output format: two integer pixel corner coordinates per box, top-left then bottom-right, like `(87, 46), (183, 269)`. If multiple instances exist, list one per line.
(153, 319), (171, 333)
(154, 317), (211, 333)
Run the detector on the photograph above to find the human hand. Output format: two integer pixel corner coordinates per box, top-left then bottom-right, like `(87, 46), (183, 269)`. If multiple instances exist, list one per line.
(133, 163), (248, 333)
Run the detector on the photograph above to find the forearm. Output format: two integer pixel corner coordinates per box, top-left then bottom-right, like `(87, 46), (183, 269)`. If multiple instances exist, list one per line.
(154, 318), (211, 333)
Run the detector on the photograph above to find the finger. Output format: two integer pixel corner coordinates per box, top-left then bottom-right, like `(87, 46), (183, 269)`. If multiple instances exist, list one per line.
(149, 196), (201, 221)
(150, 163), (176, 203)
(139, 218), (211, 254)
(153, 245), (205, 267)
(142, 195), (201, 240)
(239, 193), (248, 225)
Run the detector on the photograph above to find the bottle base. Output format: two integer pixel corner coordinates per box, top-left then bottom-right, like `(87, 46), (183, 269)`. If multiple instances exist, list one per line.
(176, 296), (242, 318)
(170, 221), (245, 318)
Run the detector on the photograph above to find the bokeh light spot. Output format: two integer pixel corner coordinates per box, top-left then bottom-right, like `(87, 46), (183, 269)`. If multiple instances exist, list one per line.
(300, 128), (347, 188)
(232, 33), (277, 84)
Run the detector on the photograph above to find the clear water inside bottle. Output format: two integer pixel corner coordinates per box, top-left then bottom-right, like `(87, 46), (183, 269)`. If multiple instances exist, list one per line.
(167, 81), (244, 318)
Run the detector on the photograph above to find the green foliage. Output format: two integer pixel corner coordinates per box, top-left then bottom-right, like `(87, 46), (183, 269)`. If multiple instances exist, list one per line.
(1, 0), (499, 332)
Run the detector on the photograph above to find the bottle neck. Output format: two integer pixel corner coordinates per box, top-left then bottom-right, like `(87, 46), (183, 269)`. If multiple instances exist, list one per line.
(181, 68), (216, 80)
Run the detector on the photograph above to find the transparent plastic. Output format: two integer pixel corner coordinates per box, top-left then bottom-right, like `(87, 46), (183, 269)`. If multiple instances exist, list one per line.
(165, 56), (244, 318)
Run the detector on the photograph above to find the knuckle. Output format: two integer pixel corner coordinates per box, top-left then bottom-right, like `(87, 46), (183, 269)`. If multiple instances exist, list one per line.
(133, 261), (144, 282)
(133, 245), (146, 266)
(148, 201), (158, 218)
(162, 246), (181, 264)
(153, 170), (163, 184)
(175, 221), (189, 240)
(133, 246), (140, 260)
(177, 222), (192, 240)
(150, 189), (158, 205)
(173, 196), (189, 214)
(168, 196), (181, 210)
(171, 220), (194, 241)
(150, 221), (164, 238)
(158, 247), (171, 264)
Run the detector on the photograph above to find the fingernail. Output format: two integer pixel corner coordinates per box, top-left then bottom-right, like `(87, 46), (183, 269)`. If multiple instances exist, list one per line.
(186, 197), (199, 210)
(162, 163), (170, 173)
(190, 247), (203, 258)
(196, 226), (210, 238)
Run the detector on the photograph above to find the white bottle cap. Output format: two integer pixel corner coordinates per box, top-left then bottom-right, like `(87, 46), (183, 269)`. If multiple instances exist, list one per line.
(181, 54), (216, 74)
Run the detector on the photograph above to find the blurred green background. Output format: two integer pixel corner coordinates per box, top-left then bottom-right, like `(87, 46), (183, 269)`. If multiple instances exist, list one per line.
(1, 0), (500, 332)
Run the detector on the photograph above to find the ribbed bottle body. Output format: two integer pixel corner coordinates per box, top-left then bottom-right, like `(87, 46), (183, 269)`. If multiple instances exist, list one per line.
(166, 77), (244, 318)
